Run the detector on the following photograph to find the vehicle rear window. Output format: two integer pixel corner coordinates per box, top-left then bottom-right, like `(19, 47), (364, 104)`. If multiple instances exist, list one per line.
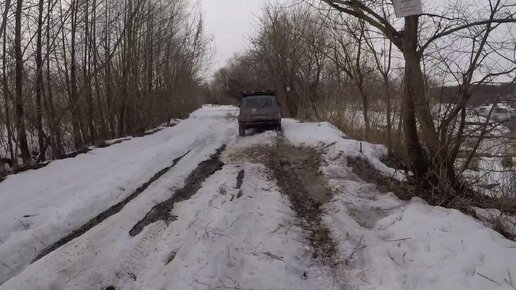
(243, 96), (275, 109)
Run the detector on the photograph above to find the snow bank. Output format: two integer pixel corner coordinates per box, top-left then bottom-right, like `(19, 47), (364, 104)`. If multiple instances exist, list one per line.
(281, 118), (516, 290)
(282, 119), (405, 181)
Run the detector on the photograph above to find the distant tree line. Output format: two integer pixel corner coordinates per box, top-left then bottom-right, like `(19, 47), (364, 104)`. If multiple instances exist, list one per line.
(0, 0), (210, 169)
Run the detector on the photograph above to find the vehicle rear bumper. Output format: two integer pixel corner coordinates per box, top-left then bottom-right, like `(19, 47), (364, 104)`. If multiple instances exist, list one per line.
(239, 120), (280, 128)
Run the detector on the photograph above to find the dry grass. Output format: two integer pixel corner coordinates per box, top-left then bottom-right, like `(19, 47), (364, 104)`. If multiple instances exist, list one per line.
(324, 109), (406, 158)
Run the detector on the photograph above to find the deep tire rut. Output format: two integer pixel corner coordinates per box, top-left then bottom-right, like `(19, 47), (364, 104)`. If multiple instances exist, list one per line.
(33, 150), (191, 262)
(265, 141), (338, 267)
(129, 145), (226, 236)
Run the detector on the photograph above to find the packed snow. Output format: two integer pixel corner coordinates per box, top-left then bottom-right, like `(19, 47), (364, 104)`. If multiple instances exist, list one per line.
(0, 105), (515, 290)
(0, 106), (236, 284)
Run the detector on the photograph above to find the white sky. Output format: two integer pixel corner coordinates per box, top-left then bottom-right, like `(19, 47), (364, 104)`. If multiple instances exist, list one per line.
(200, 0), (267, 74)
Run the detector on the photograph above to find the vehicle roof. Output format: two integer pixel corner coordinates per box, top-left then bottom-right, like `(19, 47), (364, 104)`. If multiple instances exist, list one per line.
(241, 90), (275, 97)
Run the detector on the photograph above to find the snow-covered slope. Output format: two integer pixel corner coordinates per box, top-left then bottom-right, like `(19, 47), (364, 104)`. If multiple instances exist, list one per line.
(0, 105), (514, 290)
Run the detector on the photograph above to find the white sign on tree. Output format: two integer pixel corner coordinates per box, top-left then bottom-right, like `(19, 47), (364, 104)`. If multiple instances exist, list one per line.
(392, 0), (423, 17)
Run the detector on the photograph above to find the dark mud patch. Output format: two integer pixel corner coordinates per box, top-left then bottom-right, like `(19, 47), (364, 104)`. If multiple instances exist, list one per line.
(347, 157), (414, 199)
(95, 138), (131, 148)
(264, 141), (337, 266)
(129, 146), (225, 236)
(236, 170), (245, 189)
(235, 169), (245, 199)
(33, 151), (190, 262)
(166, 251), (177, 265)
(380, 153), (409, 173)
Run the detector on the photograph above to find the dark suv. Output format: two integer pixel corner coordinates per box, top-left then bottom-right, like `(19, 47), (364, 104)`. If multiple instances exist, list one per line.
(238, 91), (282, 136)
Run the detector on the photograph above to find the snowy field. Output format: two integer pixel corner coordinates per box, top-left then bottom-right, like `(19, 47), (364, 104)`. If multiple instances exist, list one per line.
(0, 105), (515, 290)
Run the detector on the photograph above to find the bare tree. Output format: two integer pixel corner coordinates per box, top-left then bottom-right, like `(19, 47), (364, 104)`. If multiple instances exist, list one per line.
(35, 0), (46, 161)
(321, 0), (516, 192)
(0, 0), (11, 41)
(14, 0), (31, 165)
(0, 0), (211, 170)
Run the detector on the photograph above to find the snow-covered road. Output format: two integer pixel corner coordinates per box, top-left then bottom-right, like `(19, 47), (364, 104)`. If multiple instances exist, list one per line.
(0, 106), (515, 290)
(0, 106), (236, 285)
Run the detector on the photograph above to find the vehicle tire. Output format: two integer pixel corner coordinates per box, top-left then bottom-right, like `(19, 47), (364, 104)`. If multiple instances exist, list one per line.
(275, 123), (282, 132)
(239, 125), (245, 137)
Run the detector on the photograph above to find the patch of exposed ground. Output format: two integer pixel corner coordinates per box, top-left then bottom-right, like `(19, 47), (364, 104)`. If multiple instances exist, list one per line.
(229, 141), (338, 267)
(348, 157), (516, 240)
(267, 141), (337, 266)
(235, 169), (245, 199)
(33, 150), (191, 262)
(347, 157), (411, 197)
(95, 138), (131, 148)
(236, 169), (244, 189)
(129, 146), (226, 236)
(268, 142), (333, 204)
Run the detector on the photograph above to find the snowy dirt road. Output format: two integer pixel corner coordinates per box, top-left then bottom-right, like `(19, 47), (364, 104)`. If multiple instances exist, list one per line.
(1, 106), (516, 290)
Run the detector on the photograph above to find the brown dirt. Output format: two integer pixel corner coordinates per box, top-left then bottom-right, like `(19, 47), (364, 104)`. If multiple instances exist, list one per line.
(230, 141), (338, 267)
(235, 169), (245, 199)
(266, 141), (337, 265)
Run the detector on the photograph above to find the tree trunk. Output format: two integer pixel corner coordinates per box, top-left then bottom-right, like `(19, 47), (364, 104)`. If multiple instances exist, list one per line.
(70, 0), (83, 149)
(84, 0), (96, 144)
(384, 77), (392, 155)
(14, 0), (31, 165)
(46, 0), (64, 159)
(359, 85), (370, 138)
(0, 0), (11, 41)
(36, 0), (46, 161)
(2, 25), (15, 165)
(403, 16), (440, 163)
(92, 0), (107, 140)
(119, 0), (133, 136)
(402, 75), (428, 180)
(401, 16), (438, 181)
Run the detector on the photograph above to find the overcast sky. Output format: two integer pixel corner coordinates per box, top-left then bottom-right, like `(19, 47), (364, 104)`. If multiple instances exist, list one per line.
(200, 0), (267, 74)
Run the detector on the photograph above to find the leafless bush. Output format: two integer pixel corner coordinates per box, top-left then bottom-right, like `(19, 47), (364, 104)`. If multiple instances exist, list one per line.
(1, 0), (211, 168)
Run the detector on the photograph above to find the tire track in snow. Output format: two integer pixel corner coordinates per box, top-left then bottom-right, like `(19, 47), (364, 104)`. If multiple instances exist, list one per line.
(33, 150), (191, 263)
(264, 141), (339, 268)
(129, 145), (226, 236)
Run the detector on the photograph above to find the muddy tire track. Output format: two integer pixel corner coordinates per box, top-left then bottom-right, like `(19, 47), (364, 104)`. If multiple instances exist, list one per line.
(264, 142), (338, 267)
(235, 169), (245, 199)
(33, 150), (191, 262)
(129, 145), (226, 236)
